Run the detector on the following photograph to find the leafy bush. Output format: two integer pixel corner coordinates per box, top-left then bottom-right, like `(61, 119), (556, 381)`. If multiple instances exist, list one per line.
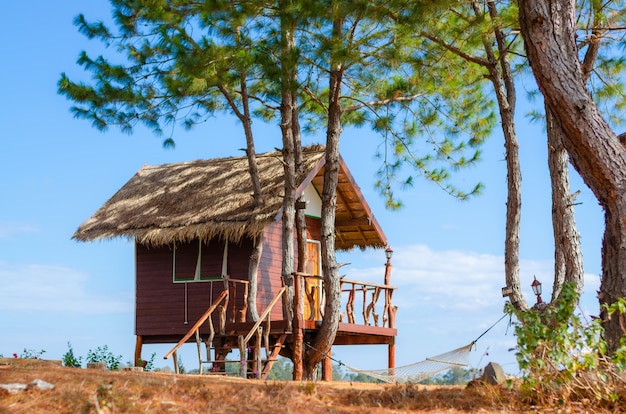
(86, 345), (123, 371)
(508, 282), (626, 405)
(19, 348), (46, 359)
(62, 342), (83, 368)
(132, 352), (156, 371)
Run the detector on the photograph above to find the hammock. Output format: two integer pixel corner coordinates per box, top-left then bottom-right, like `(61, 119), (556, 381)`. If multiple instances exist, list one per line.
(315, 313), (509, 383)
(341, 342), (474, 384)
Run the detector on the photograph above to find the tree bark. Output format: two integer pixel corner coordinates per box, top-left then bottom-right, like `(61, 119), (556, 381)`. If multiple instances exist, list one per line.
(247, 234), (262, 321)
(471, 1), (527, 310)
(546, 106), (584, 301)
(519, 0), (626, 352)
(302, 17), (344, 379)
(278, 0), (303, 379)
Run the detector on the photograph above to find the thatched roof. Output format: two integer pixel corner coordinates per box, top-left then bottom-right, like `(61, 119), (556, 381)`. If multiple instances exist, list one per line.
(74, 145), (387, 250)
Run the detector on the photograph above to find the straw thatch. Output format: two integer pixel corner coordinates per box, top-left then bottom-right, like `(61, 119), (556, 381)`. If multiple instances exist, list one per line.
(74, 144), (386, 250)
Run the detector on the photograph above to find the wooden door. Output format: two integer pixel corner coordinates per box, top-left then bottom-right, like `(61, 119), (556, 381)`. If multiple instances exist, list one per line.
(304, 240), (322, 320)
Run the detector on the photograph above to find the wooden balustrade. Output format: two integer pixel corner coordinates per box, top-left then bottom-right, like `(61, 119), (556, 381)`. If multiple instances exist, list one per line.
(340, 279), (397, 328)
(226, 278), (249, 323)
(296, 274), (397, 328)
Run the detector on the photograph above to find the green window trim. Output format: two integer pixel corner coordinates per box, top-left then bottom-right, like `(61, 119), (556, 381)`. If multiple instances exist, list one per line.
(172, 240), (226, 283)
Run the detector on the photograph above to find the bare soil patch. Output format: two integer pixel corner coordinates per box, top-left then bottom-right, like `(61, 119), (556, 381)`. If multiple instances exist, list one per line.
(0, 358), (622, 413)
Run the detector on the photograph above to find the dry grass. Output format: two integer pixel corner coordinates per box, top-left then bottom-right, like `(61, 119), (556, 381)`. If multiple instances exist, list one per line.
(0, 358), (623, 413)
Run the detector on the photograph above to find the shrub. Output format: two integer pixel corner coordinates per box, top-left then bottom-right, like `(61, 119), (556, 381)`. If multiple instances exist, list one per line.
(508, 282), (626, 405)
(62, 342), (83, 368)
(86, 345), (123, 371)
(19, 348), (46, 359)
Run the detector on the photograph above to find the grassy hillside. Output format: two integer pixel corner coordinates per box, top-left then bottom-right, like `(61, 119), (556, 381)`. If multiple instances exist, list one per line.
(0, 358), (621, 413)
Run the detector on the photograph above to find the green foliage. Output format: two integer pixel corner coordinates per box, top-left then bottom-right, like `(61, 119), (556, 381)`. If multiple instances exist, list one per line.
(130, 352), (157, 371)
(19, 348), (46, 359)
(419, 367), (480, 385)
(177, 356), (186, 374)
(62, 342), (83, 368)
(86, 345), (123, 371)
(60, 0), (492, 207)
(507, 282), (626, 405)
(266, 357), (293, 380)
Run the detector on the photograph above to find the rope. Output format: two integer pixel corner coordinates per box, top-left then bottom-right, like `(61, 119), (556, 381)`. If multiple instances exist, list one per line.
(471, 312), (509, 345)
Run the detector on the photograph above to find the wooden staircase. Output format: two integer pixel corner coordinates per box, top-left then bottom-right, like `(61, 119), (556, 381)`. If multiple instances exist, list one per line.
(164, 287), (287, 379)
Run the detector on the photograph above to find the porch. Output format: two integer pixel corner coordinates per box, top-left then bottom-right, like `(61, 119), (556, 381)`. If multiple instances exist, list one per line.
(158, 272), (397, 379)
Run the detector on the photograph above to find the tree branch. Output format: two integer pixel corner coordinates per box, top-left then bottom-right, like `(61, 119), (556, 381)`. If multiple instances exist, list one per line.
(342, 92), (426, 113)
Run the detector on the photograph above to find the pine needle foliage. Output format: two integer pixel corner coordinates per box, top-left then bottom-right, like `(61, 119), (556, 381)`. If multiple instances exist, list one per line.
(59, 0), (495, 205)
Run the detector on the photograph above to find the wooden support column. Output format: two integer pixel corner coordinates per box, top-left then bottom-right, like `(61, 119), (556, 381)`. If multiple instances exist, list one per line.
(388, 337), (396, 376)
(239, 335), (247, 378)
(173, 351), (179, 374)
(321, 347), (333, 381)
(255, 327), (262, 379)
(292, 272), (304, 380)
(134, 335), (143, 367)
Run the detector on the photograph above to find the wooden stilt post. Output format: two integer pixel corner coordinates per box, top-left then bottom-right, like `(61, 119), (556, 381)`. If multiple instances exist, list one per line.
(173, 351), (179, 374)
(322, 347), (333, 381)
(388, 338), (396, 377)
(196, 330), (203, 375)
(255, 327), (262, 379)
(239, 335), (247, 378)
(134, 335), (143, 368)
(292, 272), (304, 380)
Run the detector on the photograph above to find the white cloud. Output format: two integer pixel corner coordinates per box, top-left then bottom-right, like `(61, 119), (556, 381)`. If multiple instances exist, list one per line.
(347, 244), (524, 313)
(0, 262), (132, 314)
(0, 221), (38, 239)
(340, 243), (603, 373)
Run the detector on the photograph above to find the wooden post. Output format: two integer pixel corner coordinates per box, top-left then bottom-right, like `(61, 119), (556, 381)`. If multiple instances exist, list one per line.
(361, 285), (368, 325)
(173, 351), (179, 374)
(195, 330), (203, 375)
(388, 337), (396, 376)
(255, 327), (262, 379)
(240, 281), (249, 322)
(292, 272), (304, 380)
(384, 256), (393, 328)
(238, 335), (247, 378)
(321, 347), (333, 381)
(230, 281), (237, 323)
(134, 335), (143, 368)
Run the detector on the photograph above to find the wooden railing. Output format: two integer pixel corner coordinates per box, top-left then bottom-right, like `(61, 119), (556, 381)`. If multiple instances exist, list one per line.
(340, 279), (397, 329)
(238, 286), (286, 379)
(297, 274), (397, 329)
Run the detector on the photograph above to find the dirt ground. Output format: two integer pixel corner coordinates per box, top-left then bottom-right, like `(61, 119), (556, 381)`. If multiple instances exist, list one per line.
(0, 358), (622, 413)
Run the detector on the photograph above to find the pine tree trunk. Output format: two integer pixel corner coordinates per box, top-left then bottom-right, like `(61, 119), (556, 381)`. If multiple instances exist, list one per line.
(473, 1), (527, 310)
(247, 234), (262, 322)
(519, 0), (626, 352)
(303, 25), (344, 378)
(279, 0), (303, 379)
(546, 107), (584, 301)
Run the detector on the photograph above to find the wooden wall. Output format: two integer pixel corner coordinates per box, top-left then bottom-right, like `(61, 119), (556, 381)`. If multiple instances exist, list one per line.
(135, 216), (322, 340)
(135, 238), (252, 338)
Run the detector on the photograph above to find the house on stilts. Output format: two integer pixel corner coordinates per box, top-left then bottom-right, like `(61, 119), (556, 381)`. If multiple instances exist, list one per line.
(73, 145), (397, 379)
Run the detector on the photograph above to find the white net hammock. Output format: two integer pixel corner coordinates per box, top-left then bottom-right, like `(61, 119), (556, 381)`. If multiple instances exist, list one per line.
(340, 342), (475, 384)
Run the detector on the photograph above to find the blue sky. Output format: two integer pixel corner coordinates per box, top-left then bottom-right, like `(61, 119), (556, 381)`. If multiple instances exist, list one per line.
(0, 2), (605, 376)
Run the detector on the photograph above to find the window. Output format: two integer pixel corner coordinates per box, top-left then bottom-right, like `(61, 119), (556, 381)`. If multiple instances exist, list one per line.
(172, 239), (226, 283)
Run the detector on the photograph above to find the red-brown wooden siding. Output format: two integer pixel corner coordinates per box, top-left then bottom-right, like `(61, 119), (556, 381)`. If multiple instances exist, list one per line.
(257, 220), (284, 320)
(135, 216), (323, 340)
(135, 239), (252, 337)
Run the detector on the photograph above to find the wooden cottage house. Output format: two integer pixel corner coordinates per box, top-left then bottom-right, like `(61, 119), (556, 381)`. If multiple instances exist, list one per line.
(74, 145), (397, 379)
